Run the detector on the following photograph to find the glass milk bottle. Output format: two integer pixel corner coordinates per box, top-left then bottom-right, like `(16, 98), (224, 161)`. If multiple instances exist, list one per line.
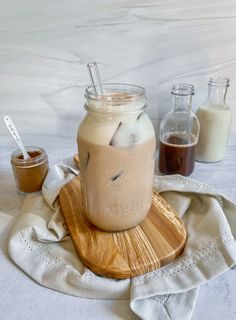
(77, 84), (156, 231)
(196, 77), (231, 162)
(159, 84), (199, 176)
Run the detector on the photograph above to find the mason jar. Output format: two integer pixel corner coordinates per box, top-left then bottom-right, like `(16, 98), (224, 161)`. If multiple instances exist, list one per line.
(77, 84), (156, 231)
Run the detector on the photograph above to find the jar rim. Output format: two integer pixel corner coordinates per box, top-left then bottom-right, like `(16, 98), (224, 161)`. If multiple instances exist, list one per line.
(84, 83), (147, 115)
(85, 83), (146, 102)
(11, 146), (47, 164)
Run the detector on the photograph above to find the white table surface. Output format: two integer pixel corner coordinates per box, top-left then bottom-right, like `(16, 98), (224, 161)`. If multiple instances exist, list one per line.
(0, 132), (236, 320)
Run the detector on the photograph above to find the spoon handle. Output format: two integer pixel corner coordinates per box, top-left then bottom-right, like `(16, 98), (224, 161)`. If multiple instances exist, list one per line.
(4, 116), (30, 159)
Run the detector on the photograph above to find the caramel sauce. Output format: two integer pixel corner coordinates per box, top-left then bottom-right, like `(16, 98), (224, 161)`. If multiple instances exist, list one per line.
(11, 148), (48, 194)
(17, 151), (41, 160)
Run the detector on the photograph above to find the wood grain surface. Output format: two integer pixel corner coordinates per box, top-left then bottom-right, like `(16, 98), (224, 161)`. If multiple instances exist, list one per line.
(59, 176), (187, 279)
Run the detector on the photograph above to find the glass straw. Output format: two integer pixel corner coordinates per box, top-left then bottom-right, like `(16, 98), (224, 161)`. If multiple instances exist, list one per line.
(87, 62), (103, 96)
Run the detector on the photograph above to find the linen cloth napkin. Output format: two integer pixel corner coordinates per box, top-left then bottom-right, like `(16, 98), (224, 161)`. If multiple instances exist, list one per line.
(8, 163), (236, 320)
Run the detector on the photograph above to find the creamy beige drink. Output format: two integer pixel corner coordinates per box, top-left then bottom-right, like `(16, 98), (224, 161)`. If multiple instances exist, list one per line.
(77, 84), (156, 231)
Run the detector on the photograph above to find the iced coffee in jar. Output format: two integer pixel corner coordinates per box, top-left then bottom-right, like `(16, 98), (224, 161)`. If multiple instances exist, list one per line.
(77, 83), (156, 231)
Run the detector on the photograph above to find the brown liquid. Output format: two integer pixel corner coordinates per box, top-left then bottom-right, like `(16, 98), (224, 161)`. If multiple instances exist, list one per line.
(17, 151), (41, 159)
(11, 150), (48, 194)
(158, 136), (196, 176)
(78, 137), (156, 231)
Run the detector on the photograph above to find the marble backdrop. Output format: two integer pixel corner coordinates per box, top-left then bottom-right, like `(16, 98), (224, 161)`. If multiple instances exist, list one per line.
(0, 0), (236, 140)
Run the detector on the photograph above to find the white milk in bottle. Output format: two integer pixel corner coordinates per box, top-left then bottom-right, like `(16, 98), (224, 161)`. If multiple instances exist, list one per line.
(196, 77), (231, 162)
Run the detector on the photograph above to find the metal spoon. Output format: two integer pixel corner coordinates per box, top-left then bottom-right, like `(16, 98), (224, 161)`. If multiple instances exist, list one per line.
(4, 116), (30, 160)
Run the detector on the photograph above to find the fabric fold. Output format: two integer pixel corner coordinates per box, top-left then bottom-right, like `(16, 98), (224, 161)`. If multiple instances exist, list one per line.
(8, 164), (236, 320)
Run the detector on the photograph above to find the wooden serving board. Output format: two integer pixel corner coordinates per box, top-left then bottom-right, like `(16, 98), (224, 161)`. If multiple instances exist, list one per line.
(59, 176), (187, 279)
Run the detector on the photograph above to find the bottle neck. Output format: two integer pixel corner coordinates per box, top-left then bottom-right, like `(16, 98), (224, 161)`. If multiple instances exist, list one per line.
(172, 94), (192, 112)
(207, 84), (228, 105)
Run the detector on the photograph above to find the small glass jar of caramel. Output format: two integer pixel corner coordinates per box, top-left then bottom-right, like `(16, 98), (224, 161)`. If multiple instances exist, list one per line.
(11, 146), (49, 195)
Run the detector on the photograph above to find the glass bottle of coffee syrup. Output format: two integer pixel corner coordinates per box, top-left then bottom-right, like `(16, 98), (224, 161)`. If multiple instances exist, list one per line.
(159, 84), (199, 176)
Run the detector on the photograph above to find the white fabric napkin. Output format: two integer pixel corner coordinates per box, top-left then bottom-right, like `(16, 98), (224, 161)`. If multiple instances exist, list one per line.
(8, 164), (236, 320)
